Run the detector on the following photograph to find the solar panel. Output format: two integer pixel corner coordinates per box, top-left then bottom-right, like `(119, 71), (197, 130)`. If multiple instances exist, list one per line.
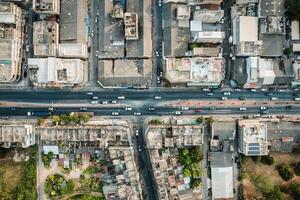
(248, 143), (260, 147)
(248, 146), (260, 151)
(248, 150), (260, 155)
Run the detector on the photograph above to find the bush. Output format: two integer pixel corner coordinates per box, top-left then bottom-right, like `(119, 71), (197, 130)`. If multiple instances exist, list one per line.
(196, 116), (204, 123)
(277, 164), (294, 181)
(191, 178), (201, 189)
(42, 151), (54, 168)
(44, 174), (74, 198)
(251, 156), (261, 163)
(240, 171), (248, 180)
(261, 155), (275, 165)
(283, 48), (293, 56)
(294, 162), (300, 176)
(150, 119), (162, 125)
(264, 186), (283, 200)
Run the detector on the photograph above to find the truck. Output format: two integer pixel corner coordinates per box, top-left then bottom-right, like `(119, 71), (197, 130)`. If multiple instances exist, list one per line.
(27, 111), (51, 116)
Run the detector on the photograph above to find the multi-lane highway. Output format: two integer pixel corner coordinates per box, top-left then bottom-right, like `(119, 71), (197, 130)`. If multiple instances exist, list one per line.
(0, 105), (298, 117)
(0, 89), (298, 102)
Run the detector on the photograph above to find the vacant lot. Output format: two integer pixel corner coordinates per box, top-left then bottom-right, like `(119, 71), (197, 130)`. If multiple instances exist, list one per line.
(243, 152), (300, 199)
(0, 149), (24, 199)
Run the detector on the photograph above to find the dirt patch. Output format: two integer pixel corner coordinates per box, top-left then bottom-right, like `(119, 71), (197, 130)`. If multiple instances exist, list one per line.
(0, 158), (24, 198)
(242, 153), (300, 199)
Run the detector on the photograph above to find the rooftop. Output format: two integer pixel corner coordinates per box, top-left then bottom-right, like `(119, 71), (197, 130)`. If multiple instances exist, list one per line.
(238, 120), (268, 156)
(33, 0), (60, 14)
(28, 57), (86, 87)
(211, 152), (234, 200)
(0, 125), (35, 148)
(59, 0), (88, 43)
(165, 57), (224, 86)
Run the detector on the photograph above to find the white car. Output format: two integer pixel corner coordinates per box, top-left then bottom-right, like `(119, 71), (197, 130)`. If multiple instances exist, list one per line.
(223, 92), (231, 96)
(251, 88), (256, 92)
(111, 100), (117, 104)
(80, 107), (87, 111)
(92, 96), (98, 100)
(155, 50), (159, 57)
(240, 107), (247, 111)
(102, 101), (108, 104)
(125, 107), (133, 111)
(260, 106), (267, 110)
(154, 96), (162, 100)
(87, 92), (93, 95)
(135, 130), (139, 136)
(270, 97), (278, 101)
(175, 111), (181, 115)
(134, 112), (141, 116)
(90, 101), (98, 104)
(220, 96), (227, 100)
(112, 112), (119, 116)
(148, 107), (155, 111)
(118, 96), (125, 100)
(181, 107), (189, 110)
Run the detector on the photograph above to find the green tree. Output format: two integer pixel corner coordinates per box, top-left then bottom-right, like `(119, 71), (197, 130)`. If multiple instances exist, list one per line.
(205, 117), (215, 125)
(51, 115), (61, 125)
(196, 116), (204, 123)
(251, 175), (274, 194)
(285, 0), (300, 20)
(190, 147), (203, 162)
(37, 117), (45, 126)
(264, 186), (283, 200)
(191, 178), (201, 189)
(70, 113), (80, 124)
(61, 114), (70, 125)
(261, 155), (275, 165)
(183, 168), (192, 177)
(294, 162), (300, 176)
(277, 164), (294, 181)
(150, 119), (162, 125)
(251, 156), (261, 163)
(283, 48), (293, 56)
(80, 115), (91, 123)
(284, 182), (300, 199)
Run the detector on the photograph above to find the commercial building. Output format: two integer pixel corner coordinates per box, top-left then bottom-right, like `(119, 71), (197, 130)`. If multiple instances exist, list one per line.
(211, 152), (234, 200)
(0, 2), (23, 83)
(32, 0), (60, 15)
(238, 120), (268, 156)
(58, 43), (88, 59)
(33, 21), (59, 57)
(59, 0), (88, 44)
(97, 0), (152, 87)
(28, 57), (86, 88)
(211, 122), (236, 152)
(0, 125), (35, 148)
(165, 57), (224, 87)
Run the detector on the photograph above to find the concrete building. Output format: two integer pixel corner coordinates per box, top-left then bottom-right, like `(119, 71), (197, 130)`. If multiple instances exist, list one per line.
(211, 122), (236, 152)
(233, 57), (294, 88)
(146, 120), (204, 149)
(28, 57), (86, 88)
(0, 2), (23, 83)
(58, 43), (88, 59)
(33, 21), (59, 57)
(0, 125), (35, 148)
(291, 20), (300, 41)
(238, 120), (268, 156)
(124, 12), (138, 40)
(165, 57), (224, 87)
(211, 152), (234, 200)
(98, 59), (152, 87)
(59, 0), (88, 44)
(33, 0), (60, 15)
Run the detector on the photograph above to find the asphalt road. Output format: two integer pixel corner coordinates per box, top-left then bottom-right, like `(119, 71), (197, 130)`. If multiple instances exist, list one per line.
(0, 105), (297, 117)
(0, 89), (298, 102)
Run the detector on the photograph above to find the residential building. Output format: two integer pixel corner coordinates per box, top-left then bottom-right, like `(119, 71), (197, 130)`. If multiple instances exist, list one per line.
(0, 2), (23, 83)
(124, 12), (138, 40)
(0, 125), (35, 148)
(165, 57), (224, 87)
(33, 0), (60, 15)
(211, 122), (236, 152)
(33, 21), (59, 57)
(238, 120), (268, 156)
(28, 57), (86, 88)
(146, 119), (204, 200)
